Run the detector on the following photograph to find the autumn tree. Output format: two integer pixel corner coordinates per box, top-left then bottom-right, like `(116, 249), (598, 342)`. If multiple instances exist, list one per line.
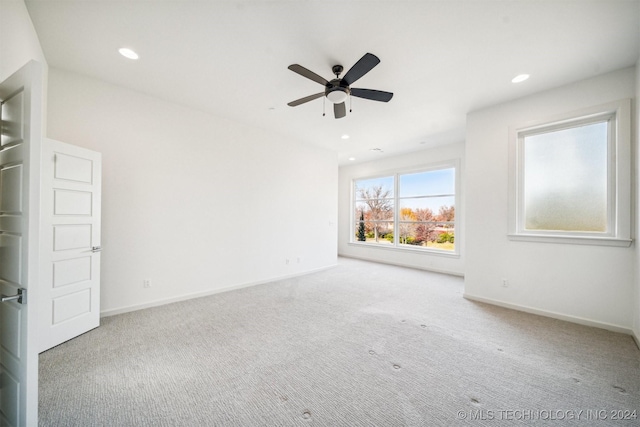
(399, 207), (416, 244)
(357, 185), (393, 242)
(414, 208), (436, 244)
(436, 205), (455, 223)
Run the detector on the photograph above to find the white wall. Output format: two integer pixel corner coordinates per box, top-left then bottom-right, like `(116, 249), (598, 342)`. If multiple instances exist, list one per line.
(0, 0), (48, 131)
(47, 69), (338, 315)
(338, 143), (465, 276)
(465, 67), (636, 332)
(0, 0), (46, 79)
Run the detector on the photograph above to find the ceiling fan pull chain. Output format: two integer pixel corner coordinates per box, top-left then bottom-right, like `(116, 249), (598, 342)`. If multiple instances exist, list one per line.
(350, 94), (352, 113)
(323, 96), (326, 117)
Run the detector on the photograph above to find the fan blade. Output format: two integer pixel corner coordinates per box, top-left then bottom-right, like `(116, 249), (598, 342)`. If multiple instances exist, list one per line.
(288, 92), (325, 107)
(288, 64), (329, 86)
(350, 88), (394, 102)
(342, 53), (380, 86)
(334, 102), (346, 119)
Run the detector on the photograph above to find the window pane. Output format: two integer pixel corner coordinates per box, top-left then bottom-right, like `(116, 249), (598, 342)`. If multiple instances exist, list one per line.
(355, 176), (394, 200)
(354, 175), (395, 239)
(523, 121), (608, 232)
(356, 202), (394, 220)
(352, 166), (456, 252)
(399, 168), (455, 197)
(397, 221), (455, 251)
(354, 221), (394, 244)
(355, 201), (369, 216)
(399, 197), (455, 221)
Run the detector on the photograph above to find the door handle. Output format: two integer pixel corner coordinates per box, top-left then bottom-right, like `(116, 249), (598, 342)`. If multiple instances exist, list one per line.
(1, 288), (27, 304)
(92, 246), (102, 253)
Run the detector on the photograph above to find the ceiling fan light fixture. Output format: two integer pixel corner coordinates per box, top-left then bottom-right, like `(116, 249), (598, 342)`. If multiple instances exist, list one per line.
(326, 89), (348, 104)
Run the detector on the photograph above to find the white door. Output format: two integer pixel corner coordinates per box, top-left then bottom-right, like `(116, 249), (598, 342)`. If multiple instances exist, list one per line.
(39, 139), (101, 353)
(0, 61), (43, 427)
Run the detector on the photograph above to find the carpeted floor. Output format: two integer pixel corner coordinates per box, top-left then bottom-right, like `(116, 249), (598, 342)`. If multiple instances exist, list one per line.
(39, 257), (640, 426)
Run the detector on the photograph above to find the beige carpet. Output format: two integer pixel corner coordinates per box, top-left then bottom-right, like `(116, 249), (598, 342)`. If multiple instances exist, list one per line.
(39, 257), (640, 426)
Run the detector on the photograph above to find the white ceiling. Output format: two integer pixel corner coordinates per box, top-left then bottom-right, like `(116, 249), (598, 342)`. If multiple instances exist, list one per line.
(25, 0), (639, 165)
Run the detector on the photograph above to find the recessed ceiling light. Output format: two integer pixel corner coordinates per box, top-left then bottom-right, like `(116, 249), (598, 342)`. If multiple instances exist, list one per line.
(341, 134), (350, 140)
(348, 157), (356, 161)
(119, 48), (139, 60)
(511, 74), (529, 83)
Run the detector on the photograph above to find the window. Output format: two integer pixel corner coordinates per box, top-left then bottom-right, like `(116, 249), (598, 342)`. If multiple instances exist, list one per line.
(353, 163), (458, 253)
(509, 99), (631, 246)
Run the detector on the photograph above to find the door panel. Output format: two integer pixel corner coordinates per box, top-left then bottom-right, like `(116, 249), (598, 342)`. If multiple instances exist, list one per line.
(53, 224), (92, 251)
(0, 233), (22, 283)
(53, 256), (92, 288)
(52, 288), (92, 324)
(0, 367), (20, 425)
(0, 60), (43, 427)
(0, 91), (23, 146)
(0, 165), (23, 211)
(54, 153), (93, 182)
(39, 139), (101, 353)
(54, 190), (92, 215)
(0, 303), (21, 359)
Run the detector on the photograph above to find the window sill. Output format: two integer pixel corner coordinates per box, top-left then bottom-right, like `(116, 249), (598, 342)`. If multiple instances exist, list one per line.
(507, 234), (632, 247)
(347, 242), (460, 258)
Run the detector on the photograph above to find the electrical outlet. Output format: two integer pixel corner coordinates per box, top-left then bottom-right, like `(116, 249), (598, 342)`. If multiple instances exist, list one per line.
(296, 257), (301, 264)
(502, 279), (509, 288)
(143, 279), (151, 288)
(285, 259), (290, 265)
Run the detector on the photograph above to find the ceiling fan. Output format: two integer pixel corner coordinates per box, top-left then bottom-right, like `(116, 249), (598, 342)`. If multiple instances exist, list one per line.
(287, 53), (393, 119)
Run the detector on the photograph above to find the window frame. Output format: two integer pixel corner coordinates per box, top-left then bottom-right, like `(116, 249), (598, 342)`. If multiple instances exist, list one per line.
(508, 99), (631, 247)
(350, 160), (460, 257)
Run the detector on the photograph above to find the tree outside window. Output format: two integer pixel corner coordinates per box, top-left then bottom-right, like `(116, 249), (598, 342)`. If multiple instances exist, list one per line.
(355, 179), (394, 243)
(353, 166), (456, 252)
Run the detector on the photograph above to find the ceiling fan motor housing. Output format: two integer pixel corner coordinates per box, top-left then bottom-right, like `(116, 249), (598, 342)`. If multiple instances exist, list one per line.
(326, 78), (350, 104)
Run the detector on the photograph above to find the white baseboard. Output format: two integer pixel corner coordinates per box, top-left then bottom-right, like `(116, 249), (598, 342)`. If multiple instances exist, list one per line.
(338, 253), (464, 277)
(100, 264), (337, 318)
(463, 293), (634, 336)
(632, 329), (640, 350)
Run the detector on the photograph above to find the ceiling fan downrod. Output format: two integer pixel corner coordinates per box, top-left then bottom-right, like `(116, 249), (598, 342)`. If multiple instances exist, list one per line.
(332, 65), (343, 78)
